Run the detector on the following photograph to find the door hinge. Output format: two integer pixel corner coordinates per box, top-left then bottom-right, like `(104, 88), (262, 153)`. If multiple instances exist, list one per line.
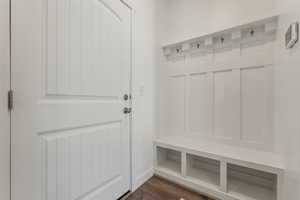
(8, 90), (13, 111)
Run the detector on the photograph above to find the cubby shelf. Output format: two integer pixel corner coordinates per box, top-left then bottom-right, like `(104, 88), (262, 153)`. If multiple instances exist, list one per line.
(186, 154), (220, 188)
(154, 136), (284, 200)
(228, 178), (274, 200)
(227, 164), (276, 200)
(157, 147), (181, 175)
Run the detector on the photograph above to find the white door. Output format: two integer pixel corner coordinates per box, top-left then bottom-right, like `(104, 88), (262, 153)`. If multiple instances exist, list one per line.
(0, 0), (10, 199)
(11, 0), (132, 199)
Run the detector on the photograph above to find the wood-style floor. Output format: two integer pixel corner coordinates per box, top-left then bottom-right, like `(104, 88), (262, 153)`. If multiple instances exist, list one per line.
(125, 176), (216, 200)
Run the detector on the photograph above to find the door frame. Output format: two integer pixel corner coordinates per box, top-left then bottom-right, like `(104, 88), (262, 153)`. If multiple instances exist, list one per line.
(119, 0), (135, 193)
(0, 0), (11, 199)
(124, 0), (134, 193)
(119, 0), (136, 193)
(119, 0), (152, 193)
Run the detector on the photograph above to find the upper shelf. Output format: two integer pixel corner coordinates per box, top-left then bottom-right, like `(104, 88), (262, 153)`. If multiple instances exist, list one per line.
(162, 15), (279, 58)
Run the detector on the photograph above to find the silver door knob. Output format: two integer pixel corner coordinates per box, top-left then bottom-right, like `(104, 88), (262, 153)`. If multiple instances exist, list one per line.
(123, 107), (132, 114)
(124, 94), (129, 101)
(123, 94), (131, 101)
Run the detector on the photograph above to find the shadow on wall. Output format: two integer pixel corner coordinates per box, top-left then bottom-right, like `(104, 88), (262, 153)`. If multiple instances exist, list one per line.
(274, 4), (300, 199)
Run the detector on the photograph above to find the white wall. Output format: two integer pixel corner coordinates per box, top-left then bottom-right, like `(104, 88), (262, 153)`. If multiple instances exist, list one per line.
(129, 0), (157, 191)
(157, 0), (300, 199)
(274, 0), (300, 198)
(159, 0), (277, 45)
(0, 0), (10, 199)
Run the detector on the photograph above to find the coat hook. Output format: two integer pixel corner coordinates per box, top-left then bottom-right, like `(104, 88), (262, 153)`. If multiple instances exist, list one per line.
(250, 29), (255, 36)
(221, 37), (225, 43)
(197, 43), (201, 48)
(176, 48), (180, 53)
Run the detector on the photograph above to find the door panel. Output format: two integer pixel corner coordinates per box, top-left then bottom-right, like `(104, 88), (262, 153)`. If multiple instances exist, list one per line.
(46, 0), (127, 97)
(0, 0), (10, 199)
(43, 123), (123, 200)
(12, 0), (131, 199)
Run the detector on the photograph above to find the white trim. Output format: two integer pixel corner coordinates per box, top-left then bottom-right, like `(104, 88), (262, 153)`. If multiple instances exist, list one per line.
(120, 0), (135, 11)
(132, 168), (154, 191)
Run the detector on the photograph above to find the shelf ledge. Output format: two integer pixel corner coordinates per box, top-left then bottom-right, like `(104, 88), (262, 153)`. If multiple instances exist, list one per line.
(162, 15), (279, 58)
(154, 136), (285, 174)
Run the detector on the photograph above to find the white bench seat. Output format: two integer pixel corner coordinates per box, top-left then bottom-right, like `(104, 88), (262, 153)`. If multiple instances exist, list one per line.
(154, 136), (285, 200)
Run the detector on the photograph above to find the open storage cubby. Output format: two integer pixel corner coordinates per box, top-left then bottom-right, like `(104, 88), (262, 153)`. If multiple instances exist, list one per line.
(154, 137), (284, 200)
(227, 163), (277, 200)
(157, 147), (181, 175)
(186, 154), (220, 188)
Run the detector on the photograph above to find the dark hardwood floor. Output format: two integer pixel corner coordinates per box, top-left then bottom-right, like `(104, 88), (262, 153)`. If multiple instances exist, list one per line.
(125, 176), (217, 200)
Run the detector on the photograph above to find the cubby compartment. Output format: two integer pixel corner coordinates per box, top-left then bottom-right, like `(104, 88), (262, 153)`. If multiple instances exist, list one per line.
(227, 163), (277, 200)
(186, 154), (220, 188)
(157, 147), (181, 175)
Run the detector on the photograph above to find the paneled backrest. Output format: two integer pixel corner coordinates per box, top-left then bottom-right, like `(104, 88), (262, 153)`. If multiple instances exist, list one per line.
(160, 39), (275, 151)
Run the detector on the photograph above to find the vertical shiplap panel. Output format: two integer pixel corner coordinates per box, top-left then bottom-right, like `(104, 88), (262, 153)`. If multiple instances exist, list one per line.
(265, 66), (273, 146)
(69, 135), (81, 200)
(185, 75), (190, 133)
(102, 130), (109, 182)
(56, 138), (69, 200)
(106, 128), (114, 180)
(213, 70), (240, 140)
(112, 127), (121, 177)
(43, 125), (123, 200)
(81, 0), (93, 96)
(81, 132), (88, 193)
(56, 0), (70, 94)
(241, 66), (272, 143)
(188, 73), (213, 136)
(74, 0), (124, 97)
(46, 0), (58, 94)
(104, 7), (122, 97)
(46, 0), (126, 97)
(107, 127), (120, 180)
(167, 76), (186, 134)
(209, 72), (214, 138)
(81, 131), (95, 193)
(88, 2), (99, 96)
(95, 130), (104, 187)
(69, 0), (82, 94)
(46, 139), (57, 200)
(233, 69), (241, 140)
(101, 9), (123, 97)
(91, 131), (99, 189)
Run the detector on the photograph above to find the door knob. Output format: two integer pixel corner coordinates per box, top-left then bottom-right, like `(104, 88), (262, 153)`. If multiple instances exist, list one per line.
(123, 94), (131, 101)
(123, 107), (132, 114)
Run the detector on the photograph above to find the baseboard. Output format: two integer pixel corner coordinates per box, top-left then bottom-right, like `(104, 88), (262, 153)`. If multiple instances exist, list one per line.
(132, 168), (154, 191)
